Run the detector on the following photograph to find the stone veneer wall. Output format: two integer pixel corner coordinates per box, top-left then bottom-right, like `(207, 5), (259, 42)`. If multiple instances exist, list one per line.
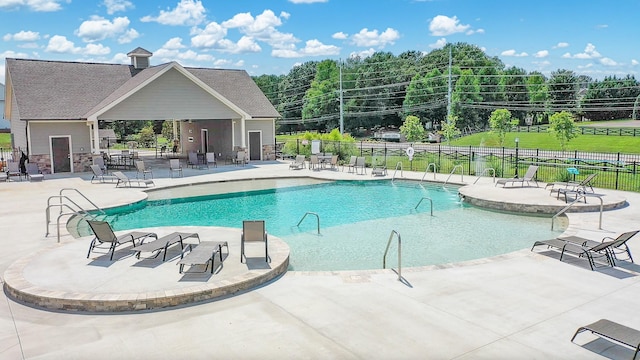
(29, 152), (93, 174)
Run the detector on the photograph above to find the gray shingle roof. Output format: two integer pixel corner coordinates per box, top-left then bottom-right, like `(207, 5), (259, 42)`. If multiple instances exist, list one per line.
(6, 58), (280, 120)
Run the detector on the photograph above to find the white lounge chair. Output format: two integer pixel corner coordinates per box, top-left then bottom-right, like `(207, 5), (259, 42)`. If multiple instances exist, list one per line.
(289, 155), (306, 170)
(113, 171), (154, 188)
(169, 159), (183, 178)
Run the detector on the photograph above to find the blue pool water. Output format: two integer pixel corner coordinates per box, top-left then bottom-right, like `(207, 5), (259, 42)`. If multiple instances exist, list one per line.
(103, 180), (563, 271)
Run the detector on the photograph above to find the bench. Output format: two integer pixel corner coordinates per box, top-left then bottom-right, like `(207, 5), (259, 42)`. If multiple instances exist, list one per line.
(572, 319), (640, 358)
(134, 232), (200, 261)
(177, 241), (229, 273)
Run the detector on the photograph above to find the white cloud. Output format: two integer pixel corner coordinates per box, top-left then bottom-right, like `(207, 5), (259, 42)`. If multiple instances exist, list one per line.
(103, 0), (133, 14)
(632, 59), (639, 66)
(221, 10), (297, 49)
(561, 52), (571, 58)
(599, 57), (617, 66)
(349, 48), (376, 59)
(117, 28), (139, 44)
(533, 50), (549, 58)
(190, 22), (227, 48)
(0, 0), (64, 12)
(4, 30), (40, 42)
(466, 28), (484, 35)
(553, 42), (569, 48)
(154, 47), (215, 64)
(596, 24), (608, 29)
(215, 36), (262, 54)
(163, 37), (186, 50)
(501, 49), (527, 57)
(429, 37), (447, 49)
(85, 43), (110, 56)
(272, 39), (339, 58)
(351, 27), (399, 48)
(75, 16), (134, 43)
(566, 43), (601, 59)
(140, 0), (206, 26)
(1, 49), (30, 58)
(45, 35), (81, 54)
(332, 32), (348, 40)
(429, 15), (470, 36)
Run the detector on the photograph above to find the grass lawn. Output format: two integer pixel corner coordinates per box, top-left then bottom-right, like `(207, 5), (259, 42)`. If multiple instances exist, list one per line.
(0, 133), (10, 149)
(450, 132), (640, 154)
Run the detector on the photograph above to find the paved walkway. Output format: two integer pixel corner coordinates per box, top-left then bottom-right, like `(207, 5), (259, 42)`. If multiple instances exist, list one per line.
(2, 159), (640, 359)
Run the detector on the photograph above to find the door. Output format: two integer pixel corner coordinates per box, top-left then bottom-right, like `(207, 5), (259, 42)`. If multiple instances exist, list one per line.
(51, 136), (72, 173)
(201, 129), (209, 153)
(248, 131), (262, 161)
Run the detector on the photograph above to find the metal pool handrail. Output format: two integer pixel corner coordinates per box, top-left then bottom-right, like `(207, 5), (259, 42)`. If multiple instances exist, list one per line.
(414, 197), (434, 216)
(552, 193), (603, 230)
(392, 162), (403, 181)
(473, 168), (496, 184)
(297, 211), (320, 234)
(443, 164), (464, 186)
(383, 230), (402, 281)
(420, 163), (437, 184)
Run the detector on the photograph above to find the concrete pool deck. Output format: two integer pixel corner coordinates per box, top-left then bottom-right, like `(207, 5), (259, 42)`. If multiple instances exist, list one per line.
(2, 160), (640, 359)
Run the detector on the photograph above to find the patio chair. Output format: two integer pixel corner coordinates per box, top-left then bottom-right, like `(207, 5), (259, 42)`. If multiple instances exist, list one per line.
(548, 173), (597, 197)
(531, 237), (615, 270)
(134, 232), (200, 262)
(241, 220), (269, 263)
(135, 160), (153, 179)
(346, 156), (357, 173)
(234, 151), (247, 166)
(309, 155), (320, 170)
(571, 319), (640, 358)
(169, 159), (183, 178)
(289, 155), (306, 170)
(6, 162), (22, 181)
(113, 171), (154, 188)
(92, 156), (108, 173)
(206, 152), (217, 168)
(355, 156), (366, 175)
(90, 165), (116, 183)
(25, 163), (44, 181)
(495, 165), (538, 187)
(86, 220), (158, 261)
(187, 152), (200, 169)
(329, 155), (339, 170)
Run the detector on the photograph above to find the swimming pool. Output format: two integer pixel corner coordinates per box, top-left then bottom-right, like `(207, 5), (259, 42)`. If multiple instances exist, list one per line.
(101, 179), (563, 271)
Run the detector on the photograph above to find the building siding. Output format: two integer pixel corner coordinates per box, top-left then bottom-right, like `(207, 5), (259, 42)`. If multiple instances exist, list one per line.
(99, 68), (241, 121)
(29, 121), (91, 155)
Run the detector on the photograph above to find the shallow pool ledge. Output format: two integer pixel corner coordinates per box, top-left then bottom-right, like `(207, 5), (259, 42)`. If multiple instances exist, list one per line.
(458, 183), (627, 214)
(3, 226), (290, 312)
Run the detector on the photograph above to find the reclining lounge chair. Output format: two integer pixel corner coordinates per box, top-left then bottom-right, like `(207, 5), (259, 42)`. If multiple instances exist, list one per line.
(177, 241), (229, 273)
(113, 171), (154, 188)
(86, 220), (158, 260)
(557, 230), (639, 265)
(134, 232), (200, 261)
(495, 165), (538, 187)
(572, 319), (640, 358)
(531, 236), (621, 270)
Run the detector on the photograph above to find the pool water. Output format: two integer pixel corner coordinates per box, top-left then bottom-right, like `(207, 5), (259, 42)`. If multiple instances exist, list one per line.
(102, 180), (563, 271)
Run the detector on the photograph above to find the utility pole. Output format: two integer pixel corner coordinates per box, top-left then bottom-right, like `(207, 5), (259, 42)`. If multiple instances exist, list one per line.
(339, 59), (344, 134)
(446, 46), (452, 124)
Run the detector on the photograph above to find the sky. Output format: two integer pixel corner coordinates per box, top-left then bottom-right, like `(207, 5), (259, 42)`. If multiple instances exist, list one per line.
(1, 0), (639, 85)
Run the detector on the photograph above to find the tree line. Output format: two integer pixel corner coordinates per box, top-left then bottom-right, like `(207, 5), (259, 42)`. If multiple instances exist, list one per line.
(253, 42), (640, 135)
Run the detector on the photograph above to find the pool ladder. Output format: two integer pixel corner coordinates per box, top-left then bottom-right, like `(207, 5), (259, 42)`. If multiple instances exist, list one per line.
(297, 212), (320, 234)
(473, 168), (496, 184)
(383, 230), (402, 281)
(420, 163), (438, 184)
(45, 188), (105, 242)
(415, 197), (434, 216)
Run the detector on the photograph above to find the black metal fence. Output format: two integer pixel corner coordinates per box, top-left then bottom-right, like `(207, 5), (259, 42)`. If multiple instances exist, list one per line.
(279, 139), (640, 192)
(512, 125), (640, 137)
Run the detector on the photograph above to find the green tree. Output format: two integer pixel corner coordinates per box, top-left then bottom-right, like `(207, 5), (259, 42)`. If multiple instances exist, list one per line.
(451, 69), (482, 131)
(526, 71), (549, 124)
(548, 69), (579, 113)
(138, 125), (156, 148)
(440, 115), (461, 145)
(489, 109), (517, 146)
(403, 68), (447, 129)
(302, 60), (340, 130)
(399, 115), (426, 142)
(548, 111), (578, 151)
(501, 66), (528, 124)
